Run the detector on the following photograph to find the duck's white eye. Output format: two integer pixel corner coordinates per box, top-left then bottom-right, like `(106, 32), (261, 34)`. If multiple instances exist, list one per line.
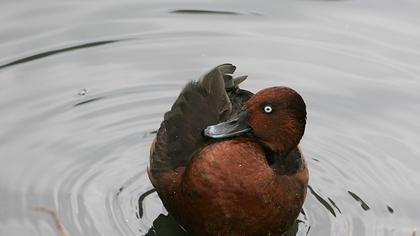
(263, 105), (273, 113)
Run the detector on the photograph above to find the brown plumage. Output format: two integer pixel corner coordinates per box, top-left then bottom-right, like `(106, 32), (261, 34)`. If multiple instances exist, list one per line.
(148, 64), (308, 236)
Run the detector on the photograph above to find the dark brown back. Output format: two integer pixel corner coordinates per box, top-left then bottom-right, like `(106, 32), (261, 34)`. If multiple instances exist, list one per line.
(150, 64), (252, 176)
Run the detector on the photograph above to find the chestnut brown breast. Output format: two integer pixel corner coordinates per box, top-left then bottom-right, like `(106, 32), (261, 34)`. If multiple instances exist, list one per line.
(152, 139), (308, 236)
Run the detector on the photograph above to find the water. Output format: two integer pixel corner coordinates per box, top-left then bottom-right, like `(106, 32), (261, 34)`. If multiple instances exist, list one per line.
(1, 0), (419, 235)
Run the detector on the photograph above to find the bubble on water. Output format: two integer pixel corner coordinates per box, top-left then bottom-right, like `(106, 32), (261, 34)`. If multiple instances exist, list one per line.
(78, 89), (88, 96)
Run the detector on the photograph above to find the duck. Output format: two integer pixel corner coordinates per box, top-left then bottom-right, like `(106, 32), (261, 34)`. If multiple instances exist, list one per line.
(148, 63), (308, 236)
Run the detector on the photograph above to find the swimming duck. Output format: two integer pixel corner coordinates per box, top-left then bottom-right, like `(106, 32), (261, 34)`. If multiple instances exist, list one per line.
(148, 64), (308, 235)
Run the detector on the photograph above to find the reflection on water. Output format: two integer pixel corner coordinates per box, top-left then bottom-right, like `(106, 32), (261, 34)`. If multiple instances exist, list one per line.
(0, 0), (420, 235)
(145, 214), (187, 236)
(32, 207), (70, 236)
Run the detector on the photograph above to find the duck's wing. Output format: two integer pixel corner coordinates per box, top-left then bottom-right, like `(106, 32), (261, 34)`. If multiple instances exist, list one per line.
(150, 64), (252, 176)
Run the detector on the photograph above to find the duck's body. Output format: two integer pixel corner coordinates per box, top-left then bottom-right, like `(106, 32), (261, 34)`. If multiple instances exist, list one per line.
(148, 64), (308, 235)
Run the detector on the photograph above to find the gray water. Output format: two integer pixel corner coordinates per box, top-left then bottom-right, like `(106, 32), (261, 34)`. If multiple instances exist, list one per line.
(1, 0), (420, 235)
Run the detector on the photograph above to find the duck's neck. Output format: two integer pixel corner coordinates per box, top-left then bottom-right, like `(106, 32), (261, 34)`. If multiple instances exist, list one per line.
(264, 147), (303, 175)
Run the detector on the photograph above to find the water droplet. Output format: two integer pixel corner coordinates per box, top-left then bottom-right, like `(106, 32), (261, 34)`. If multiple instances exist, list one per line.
(78, 89), (88, 96)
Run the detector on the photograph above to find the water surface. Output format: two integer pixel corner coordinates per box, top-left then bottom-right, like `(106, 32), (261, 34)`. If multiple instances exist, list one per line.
(1, 0), (420, 235)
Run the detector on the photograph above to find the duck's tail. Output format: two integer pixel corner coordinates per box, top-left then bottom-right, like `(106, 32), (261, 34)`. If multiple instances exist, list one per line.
(149, 64), (251, 176)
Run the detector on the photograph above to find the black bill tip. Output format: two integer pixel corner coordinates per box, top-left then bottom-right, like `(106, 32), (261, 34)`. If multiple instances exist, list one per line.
(203, 111), (251, 139)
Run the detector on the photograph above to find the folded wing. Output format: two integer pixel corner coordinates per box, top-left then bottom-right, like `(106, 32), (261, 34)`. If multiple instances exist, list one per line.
(150, 64), (252, 176)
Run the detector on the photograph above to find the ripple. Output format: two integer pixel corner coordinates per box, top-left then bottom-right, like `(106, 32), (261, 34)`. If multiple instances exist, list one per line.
(0, 39), (127, 70)
(170, 9), (262, 16)
(308, 186), (338, 217)
(171, 9), (241, 15)
(138, 189), (156, 219)
(347, 191), (370, 212)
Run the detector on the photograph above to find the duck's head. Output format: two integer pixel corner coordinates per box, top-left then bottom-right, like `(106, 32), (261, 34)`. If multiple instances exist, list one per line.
(204, 87), (306, 154)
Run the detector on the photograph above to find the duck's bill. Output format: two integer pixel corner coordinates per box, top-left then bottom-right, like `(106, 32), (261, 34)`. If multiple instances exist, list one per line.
(203, 111), (251, 139)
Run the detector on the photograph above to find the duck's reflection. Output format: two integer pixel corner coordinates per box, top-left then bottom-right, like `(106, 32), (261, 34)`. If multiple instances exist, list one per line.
(145, 213), (302, 236)
(145, 214), (188, 236)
